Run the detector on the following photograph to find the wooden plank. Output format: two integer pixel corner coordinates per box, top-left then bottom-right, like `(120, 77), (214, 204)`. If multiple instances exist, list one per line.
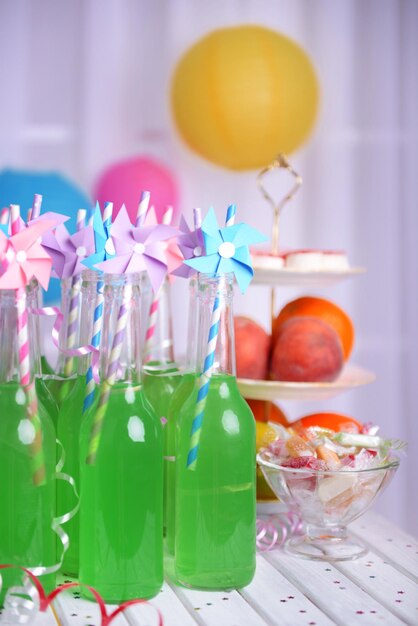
(335, 551), (418, 625)
(239, 554), (334, 626)
(124, 582), (197, 626)
(351, 512), (418, 581)
(52, 584), (129, 626)
(266, 550), (406, 626)
(170, 583), (269, 626)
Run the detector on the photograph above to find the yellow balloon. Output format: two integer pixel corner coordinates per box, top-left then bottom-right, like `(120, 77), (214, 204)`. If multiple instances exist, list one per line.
(171, 25), (319, 170)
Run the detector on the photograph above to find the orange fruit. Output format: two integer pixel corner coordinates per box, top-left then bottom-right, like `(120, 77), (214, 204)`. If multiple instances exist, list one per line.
(272, 296), (354, 360)
(293, 412), (363, 433)
(248, 399), (288, 425)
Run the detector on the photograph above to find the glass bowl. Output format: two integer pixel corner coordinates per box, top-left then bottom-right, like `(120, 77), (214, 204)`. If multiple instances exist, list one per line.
(257, 451), (399, 561)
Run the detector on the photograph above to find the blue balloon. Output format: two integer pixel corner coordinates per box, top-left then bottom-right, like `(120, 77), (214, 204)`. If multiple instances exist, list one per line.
(0, 169), (92, 304)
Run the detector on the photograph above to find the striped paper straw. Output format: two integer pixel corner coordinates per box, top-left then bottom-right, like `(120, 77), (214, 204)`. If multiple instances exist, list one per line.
(144, 206), (173, 360)
(103, 201), (113, 230)
(31, 194), (43, 220)
(10, 206), (45, 485)
(136, 190), (150, 227)
(63, 209), (85, 376)
(187, 206), (236, 470)
(193, 207), (202, 230)
(82, 278), (104, 413)
(0, 208), (9, 225)
(86, 284), (132, 464)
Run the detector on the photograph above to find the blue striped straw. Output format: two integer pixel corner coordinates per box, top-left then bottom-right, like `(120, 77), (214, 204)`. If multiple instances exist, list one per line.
(225, 203), (236, 227)
(83, 204), (113, 411)
(187, 206), (236, 470)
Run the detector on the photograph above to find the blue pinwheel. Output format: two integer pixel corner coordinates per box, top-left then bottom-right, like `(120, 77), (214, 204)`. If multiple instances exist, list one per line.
(82, 202), (115, 269)
(184, 207), (266, 292)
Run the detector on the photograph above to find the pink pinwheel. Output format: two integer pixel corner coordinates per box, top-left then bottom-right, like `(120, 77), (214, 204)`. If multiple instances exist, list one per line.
(95, 205), (177, 292)
(144, 206), (182, 275)
(0, 220), (54, 289)
(172, 213), (205, 278)
(42, 223), (96, 279)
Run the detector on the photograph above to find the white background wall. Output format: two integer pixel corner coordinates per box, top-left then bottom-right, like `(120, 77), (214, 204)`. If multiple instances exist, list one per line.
(0, 0), (417, 533)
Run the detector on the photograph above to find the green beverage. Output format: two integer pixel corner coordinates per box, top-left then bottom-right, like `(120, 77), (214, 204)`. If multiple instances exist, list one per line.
(35, 376), (59, 428)
(174, 273), (256, 589)
(175, 374), (256, 588)
(79, 382), (163, 601)
(44, 375), (77, 410)
(79, 273), (163, 603)
(40, 355), (54, 376)
(0, 382), (56, 605)
(57, 374), (88, 576)
(143, 363), (180, 533)
(165, 371), (196, 554)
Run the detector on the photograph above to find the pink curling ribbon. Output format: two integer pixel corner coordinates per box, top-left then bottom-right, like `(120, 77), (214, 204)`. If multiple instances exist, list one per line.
(0, 566), (164, 626)
(29, 306), (101, 384)
(256, 512), (303, 552)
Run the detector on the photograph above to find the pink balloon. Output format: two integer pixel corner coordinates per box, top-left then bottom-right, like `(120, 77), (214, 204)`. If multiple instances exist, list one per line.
(93, 156), (180, 224)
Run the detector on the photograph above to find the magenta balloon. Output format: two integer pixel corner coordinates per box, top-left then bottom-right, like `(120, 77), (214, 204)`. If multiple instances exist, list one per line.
(94, 156), (180, 224)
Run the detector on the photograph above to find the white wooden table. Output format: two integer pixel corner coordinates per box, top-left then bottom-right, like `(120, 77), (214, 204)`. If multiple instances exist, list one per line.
(18, 511), (418, 626)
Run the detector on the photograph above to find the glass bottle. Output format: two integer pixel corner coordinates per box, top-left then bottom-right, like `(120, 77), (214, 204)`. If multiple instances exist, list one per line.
(175, 273), (256, 589)
(79, 272), (163, 602)
(142, 276), (180, 533)
(44, 277), (79, 408)
(57, 270), (100, 576)
(27, 279), (59, 428)
(166, 277), (198, 554)
(0, 289), (56, 605)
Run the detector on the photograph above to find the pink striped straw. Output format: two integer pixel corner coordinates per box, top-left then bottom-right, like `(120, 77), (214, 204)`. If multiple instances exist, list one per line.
(0, 207), (9, 225)
(86, 284), (132, 464)
(31, 194), (43, 220)
(10, 204), (45, 485)
(144, 206), (173, 361)
(63, 209), (86, 376)
(136, 190), (151, 227)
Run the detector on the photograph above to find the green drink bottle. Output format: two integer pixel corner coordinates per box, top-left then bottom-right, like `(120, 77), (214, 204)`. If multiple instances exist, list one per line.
(175, 273), (256, 589)
(142, 277), (180, 533)
(79, 273), (163, 602)
(0, 290), (56, 605)
(166, 277), (199, 554)
(44, 277), (78, 408)
(57, 270), (101, 576)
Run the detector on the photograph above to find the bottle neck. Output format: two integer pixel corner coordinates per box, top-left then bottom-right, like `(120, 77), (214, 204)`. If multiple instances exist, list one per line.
(143, 276), (175, 367)
(26, 281), (43, 377)
(56, 276), (81, 375)
(185, 277), (198, 370)
(196, 273), (236, 377)
(99, 273), (143, 385)
(0, 289), (37, 385)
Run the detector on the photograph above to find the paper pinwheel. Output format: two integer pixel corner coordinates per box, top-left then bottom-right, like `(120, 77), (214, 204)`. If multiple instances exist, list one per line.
(172, 214), (205, 278)
(0, 212), (69, 237)
(94, 205), (177, 292)
(42, 222), (95, 279)
(0, 220), (54, 289)
(184, 207), (267, 292)
(144, 206), (182, 275)
(82, 202), (115, 270)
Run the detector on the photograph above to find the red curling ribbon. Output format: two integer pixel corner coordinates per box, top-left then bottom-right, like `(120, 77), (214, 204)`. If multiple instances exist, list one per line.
(256, 512), (303, 552)
(30, 306), (101, 383)
(0, 565), (164, 626)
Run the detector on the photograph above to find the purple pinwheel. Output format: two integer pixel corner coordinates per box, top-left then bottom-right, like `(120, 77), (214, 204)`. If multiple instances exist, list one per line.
(95, 205), (177, 292)
(172, 209), (205, 278)
(184, 207), (267, 293)
(42, 222), (96, 279)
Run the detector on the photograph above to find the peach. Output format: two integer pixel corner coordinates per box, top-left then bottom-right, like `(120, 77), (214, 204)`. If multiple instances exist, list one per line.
(234, 316), (270, 380)
(270, 316), (344, 382)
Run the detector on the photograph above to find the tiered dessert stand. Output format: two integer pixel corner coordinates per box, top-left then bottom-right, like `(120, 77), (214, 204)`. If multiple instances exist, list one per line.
(237, 155), (376, 512)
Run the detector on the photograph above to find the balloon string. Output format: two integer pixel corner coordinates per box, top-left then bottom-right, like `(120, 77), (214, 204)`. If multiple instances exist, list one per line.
(256, 511), (303, 552)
